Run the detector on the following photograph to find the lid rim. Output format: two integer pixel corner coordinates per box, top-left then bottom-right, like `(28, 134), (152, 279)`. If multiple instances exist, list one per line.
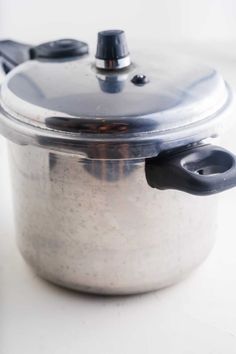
(0, 85), (234, 159)
(0, 82), (233, 142)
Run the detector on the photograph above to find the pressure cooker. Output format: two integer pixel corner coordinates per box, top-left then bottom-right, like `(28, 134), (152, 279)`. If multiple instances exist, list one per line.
(0, 30), (235, 295)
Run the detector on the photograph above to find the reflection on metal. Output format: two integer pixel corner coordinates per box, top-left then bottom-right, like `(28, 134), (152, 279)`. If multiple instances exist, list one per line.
(49, 147), (138, 182)
(83, 159), (137, 182)
(96, 72), (128, 94)
(95, 56), (131, 70)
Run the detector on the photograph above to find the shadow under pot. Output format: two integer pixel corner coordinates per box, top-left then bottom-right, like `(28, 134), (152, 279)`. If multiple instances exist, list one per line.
(0, 29), (236, 295)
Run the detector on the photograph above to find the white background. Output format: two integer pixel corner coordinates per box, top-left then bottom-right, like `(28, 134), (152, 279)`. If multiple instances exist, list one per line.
(0, 0), (236, 43)
(1, 1), (236, 353)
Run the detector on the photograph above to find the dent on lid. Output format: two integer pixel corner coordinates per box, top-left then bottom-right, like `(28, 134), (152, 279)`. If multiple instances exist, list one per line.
(0, 50), (232, 142)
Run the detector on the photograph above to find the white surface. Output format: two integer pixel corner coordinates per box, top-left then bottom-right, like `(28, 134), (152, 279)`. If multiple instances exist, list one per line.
(1, 44), (236, 354)
(0, 0), (236, 43)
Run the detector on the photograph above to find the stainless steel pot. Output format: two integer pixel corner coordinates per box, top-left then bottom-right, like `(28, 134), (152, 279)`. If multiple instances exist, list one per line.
(0, 30), (236, 295)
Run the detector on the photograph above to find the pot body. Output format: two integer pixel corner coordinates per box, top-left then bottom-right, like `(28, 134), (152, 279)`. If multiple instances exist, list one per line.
(8, 141), (218, 295)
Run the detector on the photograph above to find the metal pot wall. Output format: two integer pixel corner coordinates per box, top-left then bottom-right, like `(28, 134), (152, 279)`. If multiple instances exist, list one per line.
(0, 30), (236, 294)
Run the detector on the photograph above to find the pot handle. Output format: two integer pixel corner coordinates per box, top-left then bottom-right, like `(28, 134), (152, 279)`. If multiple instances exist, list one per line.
(0, 40), (32, 80)
(145, 144), (236, 196)
(0, 40), (32, 74)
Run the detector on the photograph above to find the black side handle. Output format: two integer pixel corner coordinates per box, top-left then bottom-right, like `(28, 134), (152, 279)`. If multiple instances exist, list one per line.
(145, 145), (236, 196)
(0, 40), (32, 72)
(0, 38), (89, 75)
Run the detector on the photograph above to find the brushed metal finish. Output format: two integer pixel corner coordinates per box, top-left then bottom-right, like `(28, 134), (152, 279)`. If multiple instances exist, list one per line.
(8, 142), (218, 294)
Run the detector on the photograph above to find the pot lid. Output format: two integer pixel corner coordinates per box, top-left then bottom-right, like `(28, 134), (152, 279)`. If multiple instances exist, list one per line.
(0, 30), (234, 159)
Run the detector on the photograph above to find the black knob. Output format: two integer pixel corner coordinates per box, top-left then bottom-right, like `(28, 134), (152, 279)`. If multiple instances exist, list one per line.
(30, 39), (89, 60)
(95, 30), (131, 70)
